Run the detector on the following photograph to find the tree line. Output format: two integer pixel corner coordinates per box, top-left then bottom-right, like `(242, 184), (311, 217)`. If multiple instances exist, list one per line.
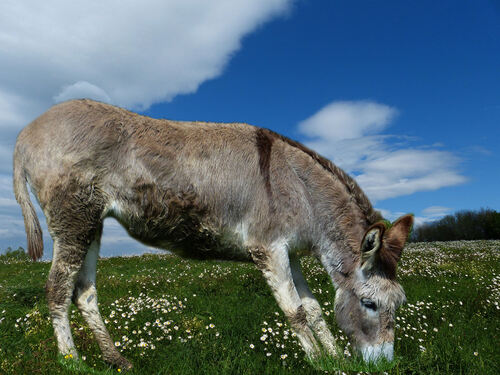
(411, 208), (500, 242)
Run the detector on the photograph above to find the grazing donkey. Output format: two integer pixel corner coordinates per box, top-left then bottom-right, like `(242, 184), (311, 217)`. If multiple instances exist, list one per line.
(14, 99), (412, 369)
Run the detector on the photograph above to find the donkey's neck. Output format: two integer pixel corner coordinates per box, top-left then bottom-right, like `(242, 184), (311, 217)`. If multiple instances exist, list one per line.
(316, 234), (361, 289)
(312, 192), (370, 288)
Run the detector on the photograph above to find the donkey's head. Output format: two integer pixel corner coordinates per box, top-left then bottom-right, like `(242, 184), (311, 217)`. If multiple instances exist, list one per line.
(334, 214), (413, 362)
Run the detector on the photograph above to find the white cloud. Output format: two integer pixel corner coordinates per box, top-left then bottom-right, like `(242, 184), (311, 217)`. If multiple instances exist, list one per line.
(54, 81), (111, 104)
(0, 144), (13, 174)
(421, 206), (452, 217)
(357, 150), (466, 200)
(0, 197), (17, 207)
(0, 90), (47, 136)
(379, 206), (453, 228)
(0, 91), (26, 126)
(298, 100), (466, 201)
(0, 0), (291, 113)
(418, 206), (453, 225)
(298, 101), (397, 141)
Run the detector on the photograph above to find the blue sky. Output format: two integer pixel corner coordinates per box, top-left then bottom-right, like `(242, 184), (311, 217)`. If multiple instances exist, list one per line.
(0, 0), (498, 257)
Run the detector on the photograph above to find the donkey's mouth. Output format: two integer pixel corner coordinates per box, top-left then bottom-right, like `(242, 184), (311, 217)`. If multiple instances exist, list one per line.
(360, 342), (394, 362)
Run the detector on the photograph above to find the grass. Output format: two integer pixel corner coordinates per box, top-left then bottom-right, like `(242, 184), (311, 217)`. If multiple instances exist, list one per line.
(0, 240), (498, 374)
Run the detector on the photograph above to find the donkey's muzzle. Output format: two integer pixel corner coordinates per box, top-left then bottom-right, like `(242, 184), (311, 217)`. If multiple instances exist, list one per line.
(360, 342), (394, 362)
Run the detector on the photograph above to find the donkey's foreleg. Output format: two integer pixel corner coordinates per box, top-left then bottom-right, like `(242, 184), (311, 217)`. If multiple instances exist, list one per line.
(73, 239), (133, 370)
(250, 243), (320, 357)
(290, 255), (339, 356)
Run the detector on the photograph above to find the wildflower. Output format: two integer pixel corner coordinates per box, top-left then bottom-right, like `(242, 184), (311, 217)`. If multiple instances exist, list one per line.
(249, 344), (255, 349)
(474, 352), (478, 356)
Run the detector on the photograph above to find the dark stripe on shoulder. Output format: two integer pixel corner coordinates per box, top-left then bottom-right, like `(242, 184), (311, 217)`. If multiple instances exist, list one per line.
(255, 128), (275, 204)
(262, 128), (381, 225)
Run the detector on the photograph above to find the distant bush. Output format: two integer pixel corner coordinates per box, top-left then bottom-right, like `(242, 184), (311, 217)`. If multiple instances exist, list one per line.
(411, 208), (500, 242)
(0, 246), (29, 261)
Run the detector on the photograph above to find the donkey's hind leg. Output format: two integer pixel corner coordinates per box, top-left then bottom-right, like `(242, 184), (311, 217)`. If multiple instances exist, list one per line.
(73, 234), (133, 370)
(46, 238), (84, 359)
(44, 179), (107, 361)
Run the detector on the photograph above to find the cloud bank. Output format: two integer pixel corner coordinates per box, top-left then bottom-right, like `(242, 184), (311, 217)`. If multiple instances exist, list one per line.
(0, 0), (293, 255)
(298, 100), (466, 201)
(0, 0), (291, 133)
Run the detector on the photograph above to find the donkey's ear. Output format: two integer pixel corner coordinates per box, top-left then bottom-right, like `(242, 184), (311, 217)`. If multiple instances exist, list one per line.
(384, 214), (414, 256)
(379, 214), (414, 279)
(360, 222), (386, 272)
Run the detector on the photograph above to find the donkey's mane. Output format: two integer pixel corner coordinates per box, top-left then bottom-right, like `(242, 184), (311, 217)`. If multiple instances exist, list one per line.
(264, 128), (381, 226)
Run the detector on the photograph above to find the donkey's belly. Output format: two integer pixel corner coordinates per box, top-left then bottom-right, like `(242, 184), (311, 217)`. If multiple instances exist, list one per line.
(130, 220), (251, 261)
(109, 201), (252, 262)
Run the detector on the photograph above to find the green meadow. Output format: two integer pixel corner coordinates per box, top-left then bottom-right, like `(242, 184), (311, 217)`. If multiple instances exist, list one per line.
(0, 240), (498, 374)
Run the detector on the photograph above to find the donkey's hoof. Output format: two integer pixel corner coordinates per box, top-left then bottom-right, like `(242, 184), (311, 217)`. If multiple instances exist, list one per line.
(104, 352), (134, 372)
(114, 356), (133, 372)
(328, 346), (343, 358)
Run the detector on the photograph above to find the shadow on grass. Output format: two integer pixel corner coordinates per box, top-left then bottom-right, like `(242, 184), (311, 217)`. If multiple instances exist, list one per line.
(58, 355), (118, 375)
(8, 285), (45, 307)
(307, 352), (399, 373)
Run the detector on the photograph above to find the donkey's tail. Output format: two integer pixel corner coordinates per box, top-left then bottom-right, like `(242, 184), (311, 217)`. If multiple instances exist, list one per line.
(13, 144), (43, 261)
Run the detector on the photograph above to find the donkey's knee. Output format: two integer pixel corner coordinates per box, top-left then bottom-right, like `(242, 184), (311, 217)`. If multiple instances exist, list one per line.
(46, 263), (79, 305)
(288, 305), (309, 330)
(72, 280), (96, 308)
(285, 305), (321, 357)
(301, 297), (324, 326)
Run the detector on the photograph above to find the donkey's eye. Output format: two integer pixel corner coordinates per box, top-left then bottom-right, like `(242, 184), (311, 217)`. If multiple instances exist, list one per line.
(361, 298), (377, 311)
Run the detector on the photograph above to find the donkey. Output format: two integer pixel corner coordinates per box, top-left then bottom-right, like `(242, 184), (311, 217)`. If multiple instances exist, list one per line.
(14, 99), (412, 369)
